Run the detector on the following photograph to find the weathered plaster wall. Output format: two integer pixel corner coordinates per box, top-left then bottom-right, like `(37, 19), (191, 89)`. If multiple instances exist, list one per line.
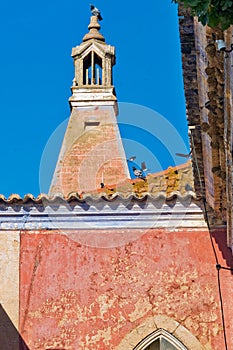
(0, 230), (20, 328)
(19, 228), (233, 350)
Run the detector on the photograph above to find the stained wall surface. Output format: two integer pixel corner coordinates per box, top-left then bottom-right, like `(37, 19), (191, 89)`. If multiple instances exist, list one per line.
(18, 227), (233, 350)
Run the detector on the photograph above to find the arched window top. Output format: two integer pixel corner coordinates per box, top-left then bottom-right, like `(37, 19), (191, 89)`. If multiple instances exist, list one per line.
(134, 329), (188, 350)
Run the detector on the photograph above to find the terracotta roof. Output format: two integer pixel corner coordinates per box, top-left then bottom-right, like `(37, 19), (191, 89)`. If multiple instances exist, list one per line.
(82, 160), (194, 197)
(0, 191), (200, 204)
(0, 161), (196, 204)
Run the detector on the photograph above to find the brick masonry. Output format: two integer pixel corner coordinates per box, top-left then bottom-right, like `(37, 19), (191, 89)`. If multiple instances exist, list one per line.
(49, 106), (129, 196)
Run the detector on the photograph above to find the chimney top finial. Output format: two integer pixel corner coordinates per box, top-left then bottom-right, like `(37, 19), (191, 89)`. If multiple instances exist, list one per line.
(82, 15), (105, 42)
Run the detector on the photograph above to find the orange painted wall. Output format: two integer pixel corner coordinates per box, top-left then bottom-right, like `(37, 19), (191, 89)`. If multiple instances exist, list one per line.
(19, 228), (233, 349)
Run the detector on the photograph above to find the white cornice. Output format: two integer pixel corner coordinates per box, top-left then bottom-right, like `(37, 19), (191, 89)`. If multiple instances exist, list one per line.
(0, 199), (207, 230)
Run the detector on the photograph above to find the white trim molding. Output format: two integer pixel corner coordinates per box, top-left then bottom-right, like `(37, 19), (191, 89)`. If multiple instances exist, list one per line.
(0, 197), (207, 231)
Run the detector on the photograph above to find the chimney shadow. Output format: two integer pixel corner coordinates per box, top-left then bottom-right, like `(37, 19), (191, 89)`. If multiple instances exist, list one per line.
(0, 304), (29, 350)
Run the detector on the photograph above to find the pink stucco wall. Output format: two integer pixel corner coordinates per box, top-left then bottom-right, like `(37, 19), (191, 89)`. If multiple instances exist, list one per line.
(19, 227), (233, 349)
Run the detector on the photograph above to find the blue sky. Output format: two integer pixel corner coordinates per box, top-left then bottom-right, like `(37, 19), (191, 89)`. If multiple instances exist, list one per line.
(0, 0), (189, 196)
